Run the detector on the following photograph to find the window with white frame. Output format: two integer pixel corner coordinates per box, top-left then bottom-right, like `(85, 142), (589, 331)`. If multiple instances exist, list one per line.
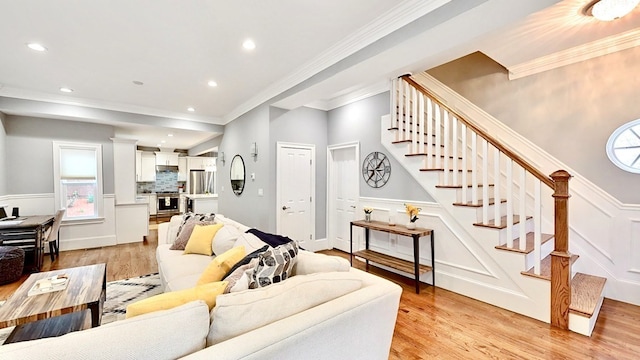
(53, 142), (103, 220)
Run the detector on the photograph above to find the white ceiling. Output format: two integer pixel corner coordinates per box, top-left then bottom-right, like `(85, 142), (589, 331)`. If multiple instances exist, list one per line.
(0, 0), (637, 150)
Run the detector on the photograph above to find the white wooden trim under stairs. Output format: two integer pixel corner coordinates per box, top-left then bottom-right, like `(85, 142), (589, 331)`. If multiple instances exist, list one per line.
(385, 76), (606, 336)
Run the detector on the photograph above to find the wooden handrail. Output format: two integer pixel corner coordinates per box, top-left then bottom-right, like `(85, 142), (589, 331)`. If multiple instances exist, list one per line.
(402, 75), (555, 189)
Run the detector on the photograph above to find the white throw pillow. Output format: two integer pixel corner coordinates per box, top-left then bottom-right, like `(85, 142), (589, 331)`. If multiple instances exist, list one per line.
(207, 272), (363, 346)
(234, 232), (269, 253)
(212, 225), (241, 255)
(293, 250), (351, 276)
(0, 301), (210, 360)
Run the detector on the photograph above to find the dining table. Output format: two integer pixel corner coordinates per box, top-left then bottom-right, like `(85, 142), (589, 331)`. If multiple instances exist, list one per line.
(0, 215), (55, 272)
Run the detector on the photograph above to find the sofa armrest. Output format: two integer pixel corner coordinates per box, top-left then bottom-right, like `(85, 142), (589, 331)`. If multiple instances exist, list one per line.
(181, 269), (402, 360)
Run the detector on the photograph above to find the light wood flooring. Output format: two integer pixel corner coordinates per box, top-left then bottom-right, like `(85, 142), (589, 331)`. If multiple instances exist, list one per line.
(1, 231), (639, 359)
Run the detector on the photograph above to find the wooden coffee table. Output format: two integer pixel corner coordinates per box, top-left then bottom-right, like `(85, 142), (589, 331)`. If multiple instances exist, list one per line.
(0, 263), (106, 344)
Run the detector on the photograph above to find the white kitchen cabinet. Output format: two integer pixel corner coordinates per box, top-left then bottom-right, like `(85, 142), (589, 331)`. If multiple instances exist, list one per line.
(135, 151), (142, 181)
(139, 152), (156, 182)
(178, 157), (188, 181)
(179, 194), (186, 213)
(155, 152), (179, 166)
(149, 193), (157, 215)
(187, 156), (215, 171)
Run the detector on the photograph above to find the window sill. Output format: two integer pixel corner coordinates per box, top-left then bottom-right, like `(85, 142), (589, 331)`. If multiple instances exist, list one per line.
(62, 217), (106, 226)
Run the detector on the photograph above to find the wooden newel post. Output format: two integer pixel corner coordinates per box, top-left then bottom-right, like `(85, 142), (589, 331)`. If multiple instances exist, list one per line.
(550, 170), (572, 329)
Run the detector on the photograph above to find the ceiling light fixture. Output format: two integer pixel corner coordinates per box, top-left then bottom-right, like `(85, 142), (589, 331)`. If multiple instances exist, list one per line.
(59, 87), (73, 93)
(590, 0), (640, 21)
(208, 80), (218, 87)
(27, 43), (47, 52)
(168, 134), (174, 137)
(242, 39), (256, 50)
(187, 107), (195, 112)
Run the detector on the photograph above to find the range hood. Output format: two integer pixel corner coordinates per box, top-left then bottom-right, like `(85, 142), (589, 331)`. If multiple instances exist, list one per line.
(156, 165), (179, 172)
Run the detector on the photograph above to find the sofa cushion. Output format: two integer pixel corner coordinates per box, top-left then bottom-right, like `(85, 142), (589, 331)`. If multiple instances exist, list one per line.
(0, 300), (210, 360)
(234, 232), (269, 253)
(184, 223), (224, 256)
(177, 212), (216, 238)
(249, 241), (299, 289)
(223, 258), (258, 293)
(293, 250), (351, 276)
(196, 246), (246, 286)
(171, 220), (216, 250)
(212, 225), (242, 255)
(222, 245), (269, 280)
(157, 245), (213, 288)
(126, 281), (228, 318)
(207, 272), (363, 346)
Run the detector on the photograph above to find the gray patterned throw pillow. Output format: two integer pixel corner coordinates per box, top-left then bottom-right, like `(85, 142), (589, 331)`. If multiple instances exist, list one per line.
(248, 241), (298, 289)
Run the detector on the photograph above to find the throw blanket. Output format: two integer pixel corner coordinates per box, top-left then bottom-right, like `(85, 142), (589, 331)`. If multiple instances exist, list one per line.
(246, 228), (292, 248)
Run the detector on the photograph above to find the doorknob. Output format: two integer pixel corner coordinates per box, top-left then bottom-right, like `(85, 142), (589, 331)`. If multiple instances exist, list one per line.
(350, 205), (356, 209)
(282, 206), (290, 210)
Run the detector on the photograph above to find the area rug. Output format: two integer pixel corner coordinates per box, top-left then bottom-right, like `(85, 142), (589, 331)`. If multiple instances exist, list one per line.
(0, 273), (162, 345)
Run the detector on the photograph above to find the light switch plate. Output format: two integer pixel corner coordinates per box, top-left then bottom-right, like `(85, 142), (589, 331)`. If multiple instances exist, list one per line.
(258, 188), (264, 196)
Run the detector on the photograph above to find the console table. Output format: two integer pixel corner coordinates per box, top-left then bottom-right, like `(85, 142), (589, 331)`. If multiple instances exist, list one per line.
(350, 220), (434, 294)
(0, 215), (54, 272)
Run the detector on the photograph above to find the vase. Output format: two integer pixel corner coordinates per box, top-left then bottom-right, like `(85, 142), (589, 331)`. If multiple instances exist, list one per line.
(365, 213), (371, 222)
(406, 222), (416, 230)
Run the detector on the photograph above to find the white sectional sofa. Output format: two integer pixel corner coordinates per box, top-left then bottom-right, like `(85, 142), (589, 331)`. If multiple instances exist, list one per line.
(0, 214), (402, 360)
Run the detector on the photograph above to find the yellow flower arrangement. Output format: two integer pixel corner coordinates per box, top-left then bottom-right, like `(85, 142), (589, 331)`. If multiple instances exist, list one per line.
(404, 203), (421, 223)
(363, 207), (374, 214)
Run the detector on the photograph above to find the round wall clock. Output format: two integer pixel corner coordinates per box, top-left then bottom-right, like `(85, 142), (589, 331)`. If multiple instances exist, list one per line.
(362, 151), (391, 188)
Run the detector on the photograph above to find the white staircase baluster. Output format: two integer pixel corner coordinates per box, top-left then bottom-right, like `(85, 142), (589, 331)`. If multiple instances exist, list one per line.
(493, 147), (501, 227)
(452, 116), (458, 187)
(418, 94), (425, 155)
(426, 98), (433, 169)
(403, 80), (411, 141)
(461, 124), (468, 203)
(534, 180), (542, 275)
(519, 167), (527, 251)
(411, 87), (418, 154)
(506, 158), (514, 248)
(482, 139), (489, 225)
(391, 78), (397, 132)
(435, 104), (441, 169)
(443, 111), (450, 185)
(471, 133), (478, 205)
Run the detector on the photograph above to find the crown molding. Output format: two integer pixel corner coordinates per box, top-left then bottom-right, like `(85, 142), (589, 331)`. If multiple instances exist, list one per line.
(223, 0), (452, 123)
(508, 27), (640, 80)
(304, 80), (390, 111)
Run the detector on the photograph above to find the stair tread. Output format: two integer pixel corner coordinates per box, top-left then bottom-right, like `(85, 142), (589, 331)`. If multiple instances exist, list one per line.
(453, 198), (506, 207)
(520, 253), (579, 281)
(473, 215), (532, 229)
(406, 153), (462, 159)
(495, 233), (554, 254)
(570, 273), (607, 317)
(421, 168), (472, 172)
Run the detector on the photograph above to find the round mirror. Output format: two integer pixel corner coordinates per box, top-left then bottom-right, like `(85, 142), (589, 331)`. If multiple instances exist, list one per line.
(230, 155), (245, 196)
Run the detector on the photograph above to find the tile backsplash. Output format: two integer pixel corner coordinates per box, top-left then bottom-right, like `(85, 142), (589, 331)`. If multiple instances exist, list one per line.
(137, 171), (185, 193)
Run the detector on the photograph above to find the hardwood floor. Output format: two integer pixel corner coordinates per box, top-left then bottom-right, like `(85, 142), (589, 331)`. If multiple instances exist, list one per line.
(1, 233), (638, 359)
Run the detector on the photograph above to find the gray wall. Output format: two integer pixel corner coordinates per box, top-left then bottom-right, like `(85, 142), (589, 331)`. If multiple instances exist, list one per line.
(217, 105), (271, 230)
(328, 92), (434, 202)
(0, 113), (6, 196)
(427, 50), (640, 204)
(4, 116), (115, 194)
(269, 106), (328, 238)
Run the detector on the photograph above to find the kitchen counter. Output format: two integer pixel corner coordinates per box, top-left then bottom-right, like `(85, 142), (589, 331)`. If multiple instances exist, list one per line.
(184, 193), (218, 199)
(185, 194), (218, 213)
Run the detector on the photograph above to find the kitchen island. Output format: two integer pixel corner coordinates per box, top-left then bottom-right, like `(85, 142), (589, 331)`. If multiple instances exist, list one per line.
(185, 194), (218, 214)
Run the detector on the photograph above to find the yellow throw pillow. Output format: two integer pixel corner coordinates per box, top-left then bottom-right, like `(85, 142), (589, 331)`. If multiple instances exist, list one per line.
(197, 246), (246, 286)
(125, 281), (228, 319)
(184, 223), (224, 256)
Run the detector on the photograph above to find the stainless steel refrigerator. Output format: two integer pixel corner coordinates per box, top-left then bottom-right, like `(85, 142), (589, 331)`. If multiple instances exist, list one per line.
(189, 170), (215, 194)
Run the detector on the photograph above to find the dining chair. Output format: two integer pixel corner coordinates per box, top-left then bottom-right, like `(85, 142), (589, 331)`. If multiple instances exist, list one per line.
(45, 209), (65, 262)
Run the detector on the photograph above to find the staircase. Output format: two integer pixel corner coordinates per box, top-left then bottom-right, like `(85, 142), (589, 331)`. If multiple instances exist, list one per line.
(383, 75), (607, 336)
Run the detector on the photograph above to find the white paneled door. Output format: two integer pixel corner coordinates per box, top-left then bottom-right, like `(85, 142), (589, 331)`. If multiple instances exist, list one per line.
(277, 143), (315, 250)
(328, 143), (359, 253)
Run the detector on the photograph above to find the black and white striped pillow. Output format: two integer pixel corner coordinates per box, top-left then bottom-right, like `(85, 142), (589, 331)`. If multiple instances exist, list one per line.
(248, 241), (299, 289)
(176, 212), (215, 237)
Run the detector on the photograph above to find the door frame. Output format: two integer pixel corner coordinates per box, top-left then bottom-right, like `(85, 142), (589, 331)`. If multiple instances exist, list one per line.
(276, 142), (316, 243)
(326, 141), (360, 250)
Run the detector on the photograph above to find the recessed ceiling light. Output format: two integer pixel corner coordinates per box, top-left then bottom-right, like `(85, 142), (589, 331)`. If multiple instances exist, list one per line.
(168, 134), (174, 137)
(133, 80), (144, 86)
(187, 107), (195, 112)
(208, 80), (218, 87)
(590, 0), (640, 21)
(161, 140), (166, 143)
(27, 43), (47, 52)
(59, 87), (73, 93)
(157, 144), (162, 147)
(242, 39), (256, 50)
